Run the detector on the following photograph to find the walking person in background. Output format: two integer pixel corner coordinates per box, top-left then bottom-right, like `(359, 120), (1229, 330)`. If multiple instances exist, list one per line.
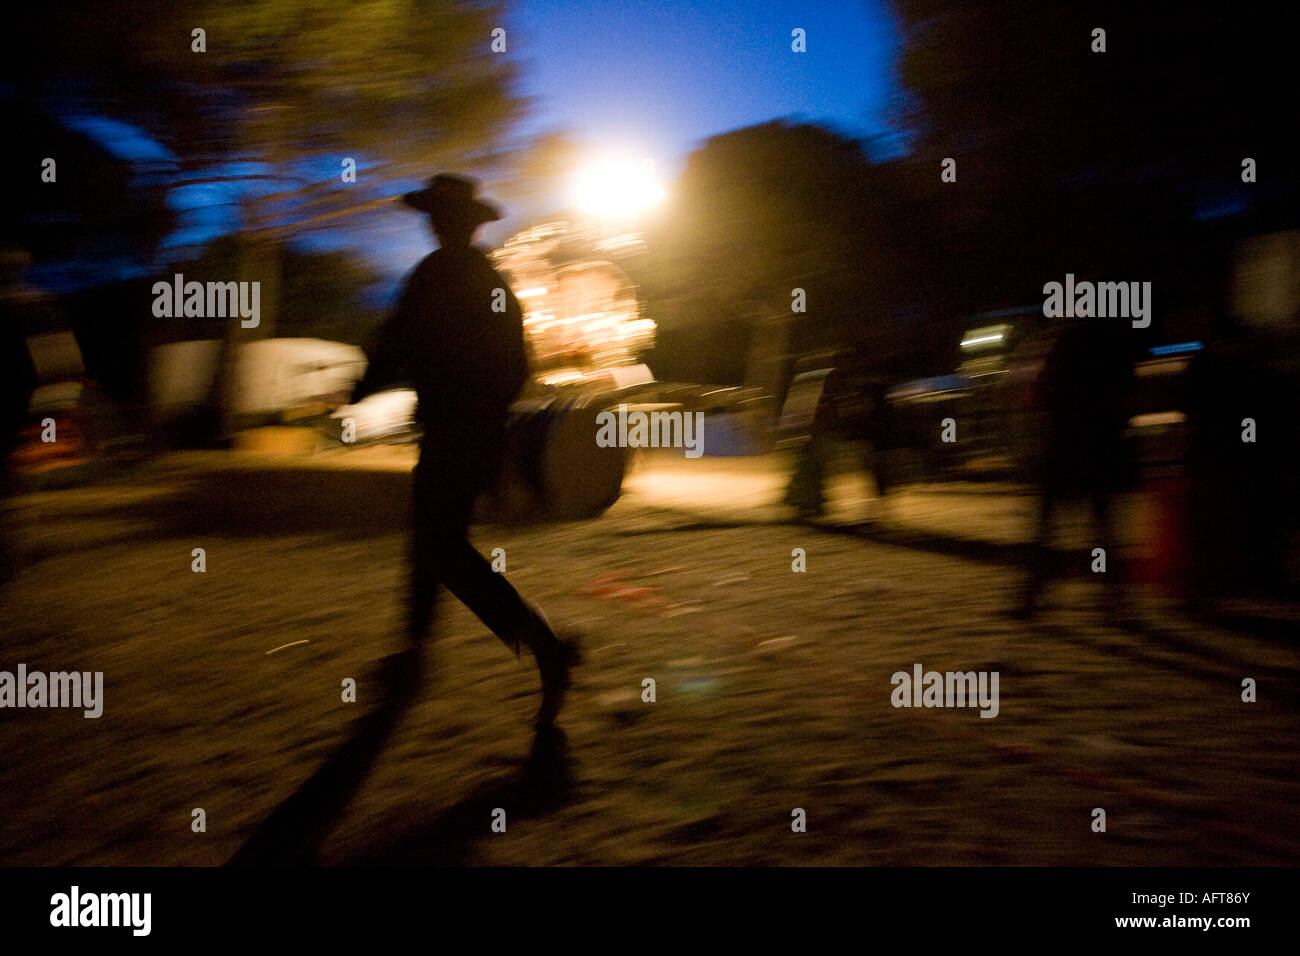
(1015, 318), (1137, 620)
(344, 174), (579, 726)
(784, 348), (895, 520)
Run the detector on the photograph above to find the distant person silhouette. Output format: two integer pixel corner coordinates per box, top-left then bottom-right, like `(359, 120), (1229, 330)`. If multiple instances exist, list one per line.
(784, 350), (895, 519)
(347, 174), (578, 725)
(1, 248), (38, 585)
(1184, 310), (1294, 604)
(1016, 318), (1135, 619)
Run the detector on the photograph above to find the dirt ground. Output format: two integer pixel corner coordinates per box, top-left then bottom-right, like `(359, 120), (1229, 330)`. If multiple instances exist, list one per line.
(1, 449), (1297, 865)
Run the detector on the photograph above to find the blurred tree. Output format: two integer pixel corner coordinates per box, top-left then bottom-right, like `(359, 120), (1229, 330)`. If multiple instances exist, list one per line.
(891, 0), (1298, 312)
(496, 128), (584, 217)
(164, 237), (384, 345)
(277, 249), (387, 345)
(10, 0), (527, 439)
(0, 99), (175, 281)
(642, 121), (905, 406)
(13, 1), (524, 178)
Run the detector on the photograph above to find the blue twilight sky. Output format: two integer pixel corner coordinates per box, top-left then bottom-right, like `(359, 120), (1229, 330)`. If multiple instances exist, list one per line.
(508, 0), (905, 168)
(38, 0), (906, 294)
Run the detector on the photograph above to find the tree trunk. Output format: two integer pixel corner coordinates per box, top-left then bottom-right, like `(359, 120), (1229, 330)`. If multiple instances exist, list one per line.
(207, 214), (281, 442)
(741, 293), (792, 446)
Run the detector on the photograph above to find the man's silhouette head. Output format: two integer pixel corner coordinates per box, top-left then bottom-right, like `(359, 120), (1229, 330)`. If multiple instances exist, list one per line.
(402, 174), (501, 250)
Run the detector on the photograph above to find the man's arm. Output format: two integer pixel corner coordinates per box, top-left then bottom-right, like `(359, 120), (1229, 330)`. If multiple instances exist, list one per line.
(349, 268), (421, 405)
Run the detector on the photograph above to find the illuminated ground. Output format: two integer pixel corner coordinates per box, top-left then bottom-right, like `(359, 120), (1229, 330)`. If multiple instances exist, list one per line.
(1, 450), (1296, 865)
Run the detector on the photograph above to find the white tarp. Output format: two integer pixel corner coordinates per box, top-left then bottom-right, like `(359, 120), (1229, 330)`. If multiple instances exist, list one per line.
(150, 338), (366, 418)
(231, 338), (365, 414)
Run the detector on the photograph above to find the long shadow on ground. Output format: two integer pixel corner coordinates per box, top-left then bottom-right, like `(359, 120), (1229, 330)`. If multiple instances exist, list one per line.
(331, 726), (575, 866)
(616, 506), (1047, 571)
(226, 649), (423, 866)
(227, 647), (576, 866)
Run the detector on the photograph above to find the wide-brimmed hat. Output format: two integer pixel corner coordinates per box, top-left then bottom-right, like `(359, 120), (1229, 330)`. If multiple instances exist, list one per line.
(402, 173), (502, 223)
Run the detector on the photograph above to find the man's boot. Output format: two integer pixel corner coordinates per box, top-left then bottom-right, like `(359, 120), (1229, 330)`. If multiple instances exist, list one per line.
(507, 605), (582, 725)
(533, 634), (582, 726)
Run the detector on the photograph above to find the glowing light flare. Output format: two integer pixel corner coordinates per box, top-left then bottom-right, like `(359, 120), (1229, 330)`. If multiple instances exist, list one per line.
(571, 156), (666, 218)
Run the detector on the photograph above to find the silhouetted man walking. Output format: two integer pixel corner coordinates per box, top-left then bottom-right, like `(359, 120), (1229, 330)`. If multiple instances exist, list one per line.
(348, 174), (578, 725)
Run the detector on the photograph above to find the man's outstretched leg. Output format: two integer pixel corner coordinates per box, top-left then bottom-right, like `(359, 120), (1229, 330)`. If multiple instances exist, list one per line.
(426, 533), (579, 725)
(411, 449), (580, 724)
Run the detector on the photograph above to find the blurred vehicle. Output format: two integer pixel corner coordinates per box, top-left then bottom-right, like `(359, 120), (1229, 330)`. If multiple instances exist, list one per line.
(491, 394), (628, 521)
(326, 367), (777, 521)
(9, 330), (110, 484)
(781, 307), (1214, 488)
(887, 309), (1038, 481)
(776, 311), (1040, 486)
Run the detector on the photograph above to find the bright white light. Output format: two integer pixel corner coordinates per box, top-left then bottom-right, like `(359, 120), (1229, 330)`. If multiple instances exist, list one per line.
(517, 286), (549, 299)
(961, 333), (1004, 348)
(540, 368), (588, 386)
(572, 156), (666, 218)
